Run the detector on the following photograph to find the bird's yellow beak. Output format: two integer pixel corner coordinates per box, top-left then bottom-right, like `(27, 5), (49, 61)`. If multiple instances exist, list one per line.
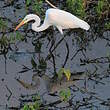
(15, 20), (26, 31)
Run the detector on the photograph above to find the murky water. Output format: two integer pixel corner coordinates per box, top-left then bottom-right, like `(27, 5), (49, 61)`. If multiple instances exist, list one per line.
(0, 0), (110, 110)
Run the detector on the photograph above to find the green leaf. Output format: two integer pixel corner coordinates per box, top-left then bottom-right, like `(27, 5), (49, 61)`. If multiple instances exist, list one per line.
(31, 58), (37, 69)
(22, 93), (42, 110)
(9, 33), (15, 43)
(59, 88), (71, 101)
(26, 0), (31, 6)
(66, 0), (85, 18)
(63, 69), (71, 81)
(29, 105), (35, 110)
(22, 104), (29, 110)
(16, 32), (24, 41)
(96, 0), (104, 15)
(34, 40), (42, 53)
(32, 0), (43, 14)
(38, 58), (47, 70)
(33, 101), (41, 109)
(0, 36), (9, 47)
(105, 22), (110, 30)
(57, 68), (64, 80)
(0, 18), (8, 31)
(66, 88), (71, 98)
(32, 94), (41, 101)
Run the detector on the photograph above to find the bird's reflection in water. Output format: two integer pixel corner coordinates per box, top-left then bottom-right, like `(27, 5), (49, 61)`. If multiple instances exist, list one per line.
(16, 71), (85, 94)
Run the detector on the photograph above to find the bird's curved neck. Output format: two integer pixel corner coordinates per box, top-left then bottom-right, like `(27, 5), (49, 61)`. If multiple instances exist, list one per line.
(32, 19), (50, 32)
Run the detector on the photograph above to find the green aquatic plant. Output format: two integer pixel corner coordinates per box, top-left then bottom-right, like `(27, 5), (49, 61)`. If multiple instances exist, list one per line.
(96, 0), (109, 18)
(59, 88), (71, 101)
(0, 18), (8, 32)
(104, 22), (110, 30)
(38, 58), (47, 70)
(0, 36), (9, 54)
(22, 105), (29, 110)
(0, 37), (9, 48)
(96, 0), (104, 16)
(34, 40), (42, 53)
(0, 32), (24, 54)
(22, 94), (42, 110)
(66, 0), (86, 18)
(32, 0), (43, 14)
(26, 0), (31, 6)
(9, 32), (24, 43)
(31, 57), (47, 72)
(25, 0), (43, 15)
(57, 68), (71, 81)
(16, 32), (24, 41)
(31, 58), (37, 69)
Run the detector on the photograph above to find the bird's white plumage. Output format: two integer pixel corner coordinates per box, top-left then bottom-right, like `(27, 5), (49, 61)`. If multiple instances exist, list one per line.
(16, 8), (90, 34)
(46, 8), (90, 30)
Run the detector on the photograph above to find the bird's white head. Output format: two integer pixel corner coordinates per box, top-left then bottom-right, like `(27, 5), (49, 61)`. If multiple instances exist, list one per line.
(15, 14), (41, 31)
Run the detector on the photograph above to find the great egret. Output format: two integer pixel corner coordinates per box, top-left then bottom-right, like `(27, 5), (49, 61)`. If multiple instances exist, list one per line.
(15, 8), (90, 34)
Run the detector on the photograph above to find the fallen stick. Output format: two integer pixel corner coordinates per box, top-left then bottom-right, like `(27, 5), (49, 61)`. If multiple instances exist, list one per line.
(45, 0), (57, 9)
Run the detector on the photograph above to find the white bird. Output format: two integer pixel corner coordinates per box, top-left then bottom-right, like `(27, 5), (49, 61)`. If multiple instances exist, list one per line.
(15, 8), (90, 34)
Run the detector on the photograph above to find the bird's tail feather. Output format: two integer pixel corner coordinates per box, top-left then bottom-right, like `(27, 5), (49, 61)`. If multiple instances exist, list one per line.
(78, 19), (90, 30)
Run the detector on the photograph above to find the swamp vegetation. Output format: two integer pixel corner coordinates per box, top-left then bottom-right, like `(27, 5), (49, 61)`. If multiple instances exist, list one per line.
(0, 0), (110, 110)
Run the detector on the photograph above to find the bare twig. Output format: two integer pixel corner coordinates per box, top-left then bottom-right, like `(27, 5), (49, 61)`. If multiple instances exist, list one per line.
(45, 0), (57, 9)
